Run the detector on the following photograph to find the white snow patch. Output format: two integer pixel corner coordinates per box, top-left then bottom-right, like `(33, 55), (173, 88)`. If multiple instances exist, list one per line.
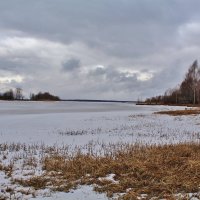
(31, 185), (108, 200)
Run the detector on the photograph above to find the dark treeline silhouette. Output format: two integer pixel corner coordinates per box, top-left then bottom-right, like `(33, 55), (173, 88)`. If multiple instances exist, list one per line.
(0, 88), (23, 100)
(145, 60), (200, 105)
(0, 88), (60, 101)
(30, 92), (60, 101)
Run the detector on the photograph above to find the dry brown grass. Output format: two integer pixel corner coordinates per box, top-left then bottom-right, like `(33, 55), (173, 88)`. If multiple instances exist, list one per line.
(2, 142), (200, 199)
(14, 176), (49, 190)
(40, 143), (200, 199)
(155, 109), (200, 116)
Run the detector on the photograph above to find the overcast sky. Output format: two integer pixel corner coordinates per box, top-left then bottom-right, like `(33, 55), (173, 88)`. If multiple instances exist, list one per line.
(0, 0), (200, 100)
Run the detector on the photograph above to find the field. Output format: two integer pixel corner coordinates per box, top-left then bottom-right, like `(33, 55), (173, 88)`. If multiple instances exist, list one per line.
(0, 101), (200, 199)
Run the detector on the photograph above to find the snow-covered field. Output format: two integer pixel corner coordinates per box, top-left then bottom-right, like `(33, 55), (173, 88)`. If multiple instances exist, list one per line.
(0, 101), (200, 200)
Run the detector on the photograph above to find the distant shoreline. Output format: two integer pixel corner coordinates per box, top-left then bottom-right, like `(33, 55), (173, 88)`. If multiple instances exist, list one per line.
(61, 99), (136, 103)
(0, 99), (137, 103)
(136, 102), (199, 107)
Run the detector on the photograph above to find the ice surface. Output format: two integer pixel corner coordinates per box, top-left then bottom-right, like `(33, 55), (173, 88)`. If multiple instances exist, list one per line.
(0, 101), (198, 146)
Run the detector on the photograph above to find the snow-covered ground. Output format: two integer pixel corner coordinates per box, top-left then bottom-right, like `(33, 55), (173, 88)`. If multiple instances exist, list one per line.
(0, 101), (200, 199)
(0, 101), (199, 146)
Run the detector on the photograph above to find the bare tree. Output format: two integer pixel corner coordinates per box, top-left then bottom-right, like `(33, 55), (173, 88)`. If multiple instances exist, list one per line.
(180, 60), (200, 104)
(15, 88), (23, 100)
(145, 60), (200, 105)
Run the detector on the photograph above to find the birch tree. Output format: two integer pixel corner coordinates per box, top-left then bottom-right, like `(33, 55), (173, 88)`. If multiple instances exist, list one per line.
(180, 60), (200, 104)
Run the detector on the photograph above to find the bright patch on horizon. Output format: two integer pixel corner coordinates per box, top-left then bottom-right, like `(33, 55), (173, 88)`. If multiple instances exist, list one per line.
(120, 69), (154, 81)
(137, 72), (153, 81)
(0, 75), (24, 83)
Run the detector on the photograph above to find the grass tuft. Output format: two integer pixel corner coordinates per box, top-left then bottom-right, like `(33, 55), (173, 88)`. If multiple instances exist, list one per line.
(14, 176), (48, 190)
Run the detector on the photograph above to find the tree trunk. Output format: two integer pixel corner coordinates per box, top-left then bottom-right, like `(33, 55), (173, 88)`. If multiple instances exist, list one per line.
(194, 87), (196, 104)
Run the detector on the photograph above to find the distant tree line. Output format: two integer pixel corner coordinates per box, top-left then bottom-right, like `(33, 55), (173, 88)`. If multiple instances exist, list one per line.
(30, 92), (60, 101)
(0, 88), (23, 100)
(145, 60), (200, 105)
(0, 88), (60, 101)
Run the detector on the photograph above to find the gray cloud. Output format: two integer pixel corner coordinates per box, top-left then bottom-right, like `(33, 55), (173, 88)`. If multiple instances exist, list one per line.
(88, 66), (138, 84)
(62, 58), (81, 72)
(87, 66), (143, 98)
(0, 0), (199, 58)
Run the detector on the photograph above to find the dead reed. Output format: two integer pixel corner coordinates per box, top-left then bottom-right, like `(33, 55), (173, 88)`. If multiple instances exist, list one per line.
(1, 142), (200, 199)
(41, 142), (200, 199)
(155, 109), (200, 116)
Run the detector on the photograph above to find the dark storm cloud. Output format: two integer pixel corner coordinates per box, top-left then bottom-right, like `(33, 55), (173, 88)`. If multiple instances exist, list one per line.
(0, 0), (200, 99)
(1, 0), (200, 56)
(62, 58), (81, 72)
